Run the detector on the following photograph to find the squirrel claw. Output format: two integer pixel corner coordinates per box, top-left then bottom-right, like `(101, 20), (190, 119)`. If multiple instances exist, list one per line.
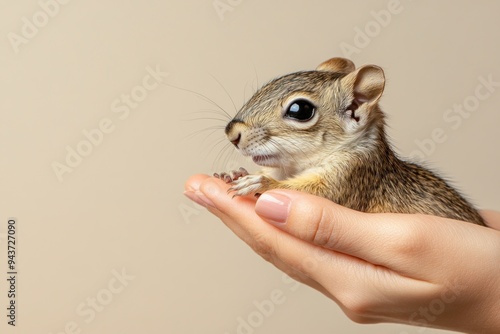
(228, 175), (266, 197)
(214, 167), (249, 184)
(215, 168), (262, 197)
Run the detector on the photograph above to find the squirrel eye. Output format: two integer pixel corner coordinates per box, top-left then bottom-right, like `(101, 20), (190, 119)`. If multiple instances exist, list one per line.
(284, 99), (316, 121)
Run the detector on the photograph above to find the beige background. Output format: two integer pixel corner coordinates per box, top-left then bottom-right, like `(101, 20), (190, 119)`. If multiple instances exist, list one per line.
(1, 1), (499, 333)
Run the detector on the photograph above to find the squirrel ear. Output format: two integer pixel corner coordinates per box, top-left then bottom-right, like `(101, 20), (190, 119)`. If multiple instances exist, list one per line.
(341, 65), (385, 105)
(316, 57), (355, 74)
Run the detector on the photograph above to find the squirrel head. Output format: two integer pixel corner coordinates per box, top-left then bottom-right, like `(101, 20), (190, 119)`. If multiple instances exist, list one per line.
(225, 57), (386, 170)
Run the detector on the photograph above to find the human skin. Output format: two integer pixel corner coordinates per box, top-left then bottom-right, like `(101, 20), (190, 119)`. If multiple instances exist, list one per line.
(184, 174), (500, 334)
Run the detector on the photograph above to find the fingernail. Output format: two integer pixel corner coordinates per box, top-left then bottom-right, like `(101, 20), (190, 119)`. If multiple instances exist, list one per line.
(255, 192), (291, 225)
(195, 190), (215, 208)
(184, 190), (214, 208)
(185, 180), (201, 192)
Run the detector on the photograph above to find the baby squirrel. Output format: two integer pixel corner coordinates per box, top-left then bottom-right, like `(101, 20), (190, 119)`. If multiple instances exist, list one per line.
(214, 57), (486, 226)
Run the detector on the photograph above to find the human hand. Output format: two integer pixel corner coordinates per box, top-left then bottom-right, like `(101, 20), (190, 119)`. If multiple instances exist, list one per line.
(184, 174), (500, 334)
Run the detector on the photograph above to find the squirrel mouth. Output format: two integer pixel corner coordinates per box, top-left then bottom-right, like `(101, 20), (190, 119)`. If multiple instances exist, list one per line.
(252, 155), (279, 166)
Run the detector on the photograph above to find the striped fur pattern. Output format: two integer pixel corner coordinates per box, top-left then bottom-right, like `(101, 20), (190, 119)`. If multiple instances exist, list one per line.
(217, 57), (485, 226)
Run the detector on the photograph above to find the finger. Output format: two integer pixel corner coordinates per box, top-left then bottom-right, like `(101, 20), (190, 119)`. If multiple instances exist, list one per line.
(254, 189), (414, 265)
(270, 256), (336, 301)
(193, 178), (372, 300)
(193, 177), (347, 293)
(255, 190), (500, 281)
(253, 188), (477, 280)
(193, 177), (438, 317)
(196, 176), (278, 253)
(481, 210), (500, 230)
(195, 178), (390, 278)
(185, 174), (258, 242)
(185, 174), (211, 192)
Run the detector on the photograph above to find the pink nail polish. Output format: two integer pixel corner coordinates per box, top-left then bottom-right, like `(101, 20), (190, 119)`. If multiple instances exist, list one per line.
(255, 192), (291, 225)
(184, 190), (215, 208)
(194, 190), (215, 208)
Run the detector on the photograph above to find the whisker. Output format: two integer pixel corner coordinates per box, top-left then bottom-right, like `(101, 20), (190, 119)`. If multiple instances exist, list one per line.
(209, 73), (238, 114)
(213, 142), (237, 172)
(189, 109), (232, 119)
(252, 64), (260, 93)
(206, 137), (231, 166)
(183, 116), (229, 123)
(267, 136), (319, 177)
(166, 81), (243, 173)
(184, 125), (225, 141)
(266, 138), (292, 176)
(164, 83), (233, 120)
(282, 137), (316, 166)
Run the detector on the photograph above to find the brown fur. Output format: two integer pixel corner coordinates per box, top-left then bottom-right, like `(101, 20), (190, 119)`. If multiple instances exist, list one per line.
(217, 57), (486, 226)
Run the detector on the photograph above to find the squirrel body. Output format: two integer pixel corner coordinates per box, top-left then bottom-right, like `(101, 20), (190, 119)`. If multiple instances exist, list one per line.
(216, 57), (486, 226)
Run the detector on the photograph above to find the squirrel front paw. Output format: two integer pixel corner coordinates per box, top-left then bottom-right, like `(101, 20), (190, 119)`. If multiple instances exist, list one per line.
(214, 167), (275, 197)
(213, 167), (249, 183)
(228, 174), (273, 197)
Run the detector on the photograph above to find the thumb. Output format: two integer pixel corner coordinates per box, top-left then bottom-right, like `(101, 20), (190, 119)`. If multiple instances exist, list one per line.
(254, 190), (402, 264)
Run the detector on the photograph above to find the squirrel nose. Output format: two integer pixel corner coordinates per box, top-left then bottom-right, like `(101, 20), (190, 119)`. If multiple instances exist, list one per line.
(230, 133), (241, 147)
(225, 119), (244, 148)
(225, 119), (243, 133)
